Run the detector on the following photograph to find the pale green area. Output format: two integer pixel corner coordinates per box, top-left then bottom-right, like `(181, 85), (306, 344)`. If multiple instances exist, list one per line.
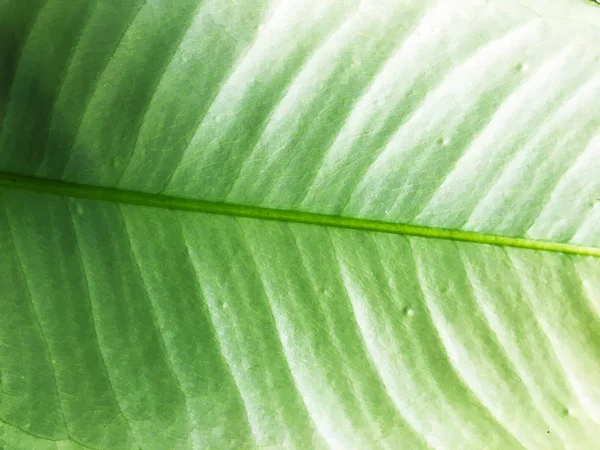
(1, 0), (600, 449)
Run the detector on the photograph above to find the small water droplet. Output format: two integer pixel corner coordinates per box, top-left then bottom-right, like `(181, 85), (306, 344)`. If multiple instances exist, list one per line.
(403, 307), (414, 317)
(75, 205), (84, 216)
(561, 407), (570, 417)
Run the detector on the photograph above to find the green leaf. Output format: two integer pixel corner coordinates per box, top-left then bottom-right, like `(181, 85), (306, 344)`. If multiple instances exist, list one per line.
(1, 0), (600, 448)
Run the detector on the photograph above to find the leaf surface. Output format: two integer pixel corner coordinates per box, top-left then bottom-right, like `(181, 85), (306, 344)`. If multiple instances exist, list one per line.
(1, 0), (600, 448)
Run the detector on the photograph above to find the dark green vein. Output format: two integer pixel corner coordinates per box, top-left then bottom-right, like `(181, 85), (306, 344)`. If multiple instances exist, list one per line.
(1, 171), (599, 258)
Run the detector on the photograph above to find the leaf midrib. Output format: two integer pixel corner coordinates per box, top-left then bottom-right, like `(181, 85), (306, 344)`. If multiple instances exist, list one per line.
(1, 171), (598, 258)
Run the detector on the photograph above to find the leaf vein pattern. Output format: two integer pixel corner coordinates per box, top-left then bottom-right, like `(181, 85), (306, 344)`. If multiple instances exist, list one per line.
(0, 197), (69, 438)
(339, 19), (532, 214)
(59, 0), (147, 177)
(407, 239), (525, 449)
(65, 199), (141, 449)
(35, 0), (100, 174)
(236, 220), (325, 449)
(173, 212), (256, 447)
(0, 0), (51, 135)
(113, 0), (207, 185)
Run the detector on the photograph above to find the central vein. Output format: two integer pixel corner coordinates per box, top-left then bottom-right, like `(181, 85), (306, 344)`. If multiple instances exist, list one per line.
(1, 171), (598, 258)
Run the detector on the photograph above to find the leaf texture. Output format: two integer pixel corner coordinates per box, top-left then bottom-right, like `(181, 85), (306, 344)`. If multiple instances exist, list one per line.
(1, 0), (600, 449)
(1, 0), (600, 243)
(1, 190), (599, 449)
